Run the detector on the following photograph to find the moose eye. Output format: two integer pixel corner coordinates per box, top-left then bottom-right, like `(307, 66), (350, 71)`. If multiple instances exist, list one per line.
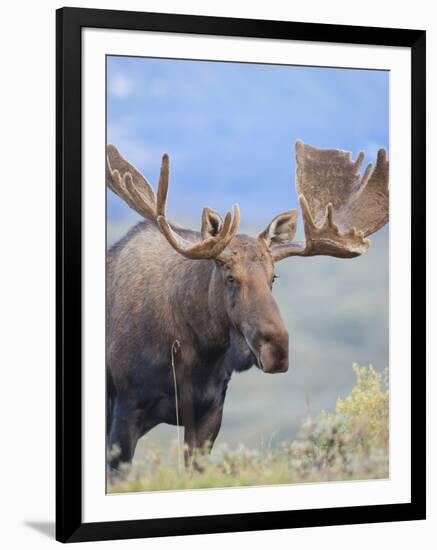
(226, 275), (235, 284)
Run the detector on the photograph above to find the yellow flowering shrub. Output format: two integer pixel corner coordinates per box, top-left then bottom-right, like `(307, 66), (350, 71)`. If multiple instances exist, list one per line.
(335, 364), (389, 449)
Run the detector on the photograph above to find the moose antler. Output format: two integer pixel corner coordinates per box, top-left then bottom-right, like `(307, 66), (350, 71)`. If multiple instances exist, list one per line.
(106, 144), (157, 220)
(271, 141), (389, 261)
(106, 145), (240, 259)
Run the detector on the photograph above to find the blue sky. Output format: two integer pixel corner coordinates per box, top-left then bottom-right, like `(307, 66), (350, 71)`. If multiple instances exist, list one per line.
(107, 56), (389, 232)
(106, 56), (389, 451)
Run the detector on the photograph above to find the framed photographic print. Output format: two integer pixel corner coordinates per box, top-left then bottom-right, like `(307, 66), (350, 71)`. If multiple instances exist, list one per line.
(56, 7), (426, 543)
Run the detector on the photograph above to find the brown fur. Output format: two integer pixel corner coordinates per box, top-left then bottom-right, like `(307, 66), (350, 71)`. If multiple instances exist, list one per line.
(106, 220), (289, 469)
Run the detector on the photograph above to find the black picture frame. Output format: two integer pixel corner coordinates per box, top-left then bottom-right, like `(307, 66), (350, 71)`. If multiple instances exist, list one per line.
(56, 6), (426, 543)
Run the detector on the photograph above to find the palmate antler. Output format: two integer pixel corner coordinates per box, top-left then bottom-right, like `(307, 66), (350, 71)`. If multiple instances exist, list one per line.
(271, 141), (389, 261)
(106, 145), (240, 259)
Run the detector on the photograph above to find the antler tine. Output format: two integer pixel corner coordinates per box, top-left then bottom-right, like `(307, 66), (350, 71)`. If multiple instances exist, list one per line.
(229, 204), (241, 239)
(156, 153), (169, 217)
(271, 141), (388, 262)
(154, 153), (240, 259)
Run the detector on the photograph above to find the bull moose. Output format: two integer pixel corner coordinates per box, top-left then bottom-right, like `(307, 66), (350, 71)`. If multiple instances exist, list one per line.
(106, 140), (389, 471)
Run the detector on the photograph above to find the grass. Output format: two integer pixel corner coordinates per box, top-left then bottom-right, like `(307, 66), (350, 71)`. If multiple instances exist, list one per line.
(108, 364), (389, 493)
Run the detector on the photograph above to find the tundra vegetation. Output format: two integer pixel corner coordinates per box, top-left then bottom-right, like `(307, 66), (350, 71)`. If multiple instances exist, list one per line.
(108, 364), (389, 492)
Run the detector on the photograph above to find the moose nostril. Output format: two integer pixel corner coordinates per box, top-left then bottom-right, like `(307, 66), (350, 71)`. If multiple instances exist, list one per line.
(259, 340), (289, 374)
(264, 331), (288, 350)
(263, 327), (288, 341)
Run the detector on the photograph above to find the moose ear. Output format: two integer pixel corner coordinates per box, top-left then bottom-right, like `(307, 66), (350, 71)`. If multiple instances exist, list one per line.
(258, 210), (298, 247)
(201, 207), (224, 238)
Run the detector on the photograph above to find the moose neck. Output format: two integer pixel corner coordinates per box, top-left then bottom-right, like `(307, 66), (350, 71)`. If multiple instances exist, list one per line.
(171, 257), (231, 354)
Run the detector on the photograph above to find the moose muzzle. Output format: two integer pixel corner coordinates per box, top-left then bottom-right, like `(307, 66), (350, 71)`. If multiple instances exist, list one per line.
(258, 331), (289, 374)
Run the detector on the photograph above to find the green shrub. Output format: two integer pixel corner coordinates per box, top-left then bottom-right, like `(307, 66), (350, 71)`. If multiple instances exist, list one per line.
(334, 363), (389, 449)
